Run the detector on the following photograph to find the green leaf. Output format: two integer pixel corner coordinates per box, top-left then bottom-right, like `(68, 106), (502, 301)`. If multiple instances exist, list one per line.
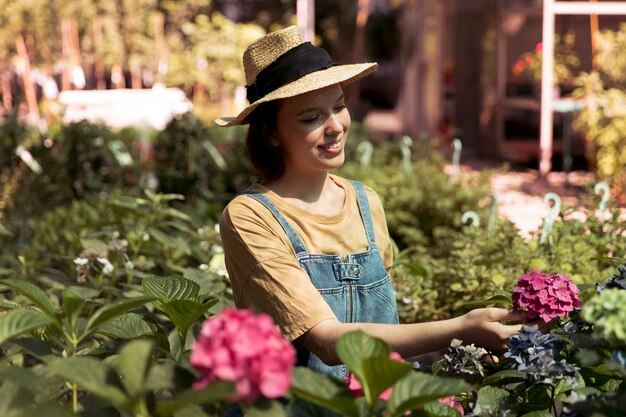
(45, 356), (128, 409)
(519, 412), (553, 417)
(142, 276), (201, 302)
(148, 228), (192, 254)
(0, 223), (12, 237)
(423, 400), (462, 417)
(157, 299), (216, 340)
(359, 356), (411, 407)
(336, 331), (407, 407)
(115, 339), (154, 398)
(386, 372), (470, 417)
(13, 337), (55, 357)
(1, 278), (58, 318)
(154, 381), (236, 416)
(145, 190), (185, 204)
(463, 294), (512, 308)
(393, 261), (428, 277)
(0, 308), (56, 345)
(482, 369), (525, 385)
(62, 288), (85, 331)
(80, 238), (109, 253)
(289, 367), (359, 417)
(97, 313), (156, 339)
(471, 386), (514, 417)
(336, 331), (390, 370)
(83, 296), (154, 337)
(243, 398), (288, 417)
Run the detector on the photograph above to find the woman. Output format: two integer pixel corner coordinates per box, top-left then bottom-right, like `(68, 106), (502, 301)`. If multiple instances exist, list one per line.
(218, 25), (526, 380)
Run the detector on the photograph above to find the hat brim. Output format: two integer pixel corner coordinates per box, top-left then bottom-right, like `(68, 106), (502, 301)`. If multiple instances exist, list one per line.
(215, 62), (378, 127)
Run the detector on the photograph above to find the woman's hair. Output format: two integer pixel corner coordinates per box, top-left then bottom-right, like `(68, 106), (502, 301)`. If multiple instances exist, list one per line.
(245, 100), (285, 181)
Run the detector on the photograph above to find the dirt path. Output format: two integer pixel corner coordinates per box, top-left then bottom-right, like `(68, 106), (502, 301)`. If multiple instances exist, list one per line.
(451, 158), (598, 239)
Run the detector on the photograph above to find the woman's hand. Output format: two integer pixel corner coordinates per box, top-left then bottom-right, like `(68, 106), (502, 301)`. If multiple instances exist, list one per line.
(457, 308), (528, 351)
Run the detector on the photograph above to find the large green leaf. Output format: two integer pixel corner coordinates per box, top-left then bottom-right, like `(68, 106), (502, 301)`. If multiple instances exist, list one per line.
(0, 364), (64, 399)
(115, 339), (154, 398)
(359, 356), (411, 407)
(336, 331), (409, 406)
(45, 356), (128, 409)
(83, 296), (155, 337)
(336, 330), (390, 371)
(0, 308), (56, 345)
(289, 367), (359, 417)
(1, 278), (58, 318)
(154, 381), (236, 416)
(97, 313), (156, 339)
(385, 372), (470, 417)
(142, 276), (201, 302)
(157, 299), (216, 339)
(471, 386), (515, 417)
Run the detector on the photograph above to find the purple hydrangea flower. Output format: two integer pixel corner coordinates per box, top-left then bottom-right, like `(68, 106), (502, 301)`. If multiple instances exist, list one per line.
(512, 270), (581, 322)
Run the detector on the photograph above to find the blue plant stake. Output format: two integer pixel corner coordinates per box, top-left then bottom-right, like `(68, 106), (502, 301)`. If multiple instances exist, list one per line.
(400, 135), (412, 174)
(594, 181), (610, 216)
(540, 192), (561, 245)
(450, 138), (462, 181)
(356, 141), (374, 167)
(488, 192), (499, 232)
(462, 211), (480, 228)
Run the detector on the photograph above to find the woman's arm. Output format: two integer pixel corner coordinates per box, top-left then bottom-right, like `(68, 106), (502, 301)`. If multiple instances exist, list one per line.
(296, 308), (528, 366)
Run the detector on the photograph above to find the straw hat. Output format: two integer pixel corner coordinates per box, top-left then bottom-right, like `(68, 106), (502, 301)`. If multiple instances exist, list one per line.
(215, 25), (377, 127)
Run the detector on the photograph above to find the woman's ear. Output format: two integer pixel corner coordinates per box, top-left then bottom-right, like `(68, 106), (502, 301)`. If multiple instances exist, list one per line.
(268, 135), (280, 147)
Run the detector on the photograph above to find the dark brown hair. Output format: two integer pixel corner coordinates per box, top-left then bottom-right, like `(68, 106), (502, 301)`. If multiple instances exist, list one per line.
(245, 100), (285, 181)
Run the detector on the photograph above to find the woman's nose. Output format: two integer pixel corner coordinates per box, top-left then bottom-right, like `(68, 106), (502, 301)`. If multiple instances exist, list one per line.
(325, 114), (343, 135)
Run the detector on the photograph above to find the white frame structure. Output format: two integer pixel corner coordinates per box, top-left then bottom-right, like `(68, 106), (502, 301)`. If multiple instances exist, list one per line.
(539, 1), (626, 174)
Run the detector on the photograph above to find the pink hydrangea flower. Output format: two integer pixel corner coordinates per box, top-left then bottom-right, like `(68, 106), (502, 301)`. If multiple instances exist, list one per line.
(438, 395), (465, 415)
(190, 308), (296, 404)
(512, 270), (580, 322)
(345, 352), (403, 401)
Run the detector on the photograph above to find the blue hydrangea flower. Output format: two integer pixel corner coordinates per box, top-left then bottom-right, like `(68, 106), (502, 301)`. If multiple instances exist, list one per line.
(505, 325), (579, 385)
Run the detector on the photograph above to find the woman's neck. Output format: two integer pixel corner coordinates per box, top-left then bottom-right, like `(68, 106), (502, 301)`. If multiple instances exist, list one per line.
(265, 171), (329, 202)
(263, 172), (345, 215)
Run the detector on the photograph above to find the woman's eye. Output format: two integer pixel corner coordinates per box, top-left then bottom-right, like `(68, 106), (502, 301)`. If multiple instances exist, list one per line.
(334, 104), (346, 111)
(300, 115), (319, 123)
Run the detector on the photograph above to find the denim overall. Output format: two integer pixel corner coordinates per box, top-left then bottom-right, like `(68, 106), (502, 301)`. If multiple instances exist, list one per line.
(241, 180), (399, 379)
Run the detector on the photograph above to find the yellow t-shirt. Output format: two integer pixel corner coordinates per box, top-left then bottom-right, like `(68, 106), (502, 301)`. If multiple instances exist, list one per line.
(219, 174), (393, 341)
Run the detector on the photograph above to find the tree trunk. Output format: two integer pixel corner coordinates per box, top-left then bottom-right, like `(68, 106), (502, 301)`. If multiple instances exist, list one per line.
(15, 34), (39, 122)
(154, 11), (165, 85)
(61, 19), (72, 91)
(93, 17), (106, 90)
(0, 66), (12, 113)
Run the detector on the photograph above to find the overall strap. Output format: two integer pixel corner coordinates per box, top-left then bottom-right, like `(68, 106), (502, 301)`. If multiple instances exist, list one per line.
(239, 190), (308, 256)
(349, 180), (377, 247)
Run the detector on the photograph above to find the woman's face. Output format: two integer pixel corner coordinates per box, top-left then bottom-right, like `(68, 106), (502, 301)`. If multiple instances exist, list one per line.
(273, 84), (350, 179)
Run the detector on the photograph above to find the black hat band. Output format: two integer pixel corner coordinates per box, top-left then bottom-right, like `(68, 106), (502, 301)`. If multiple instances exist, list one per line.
(246, 42), (337, 103)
